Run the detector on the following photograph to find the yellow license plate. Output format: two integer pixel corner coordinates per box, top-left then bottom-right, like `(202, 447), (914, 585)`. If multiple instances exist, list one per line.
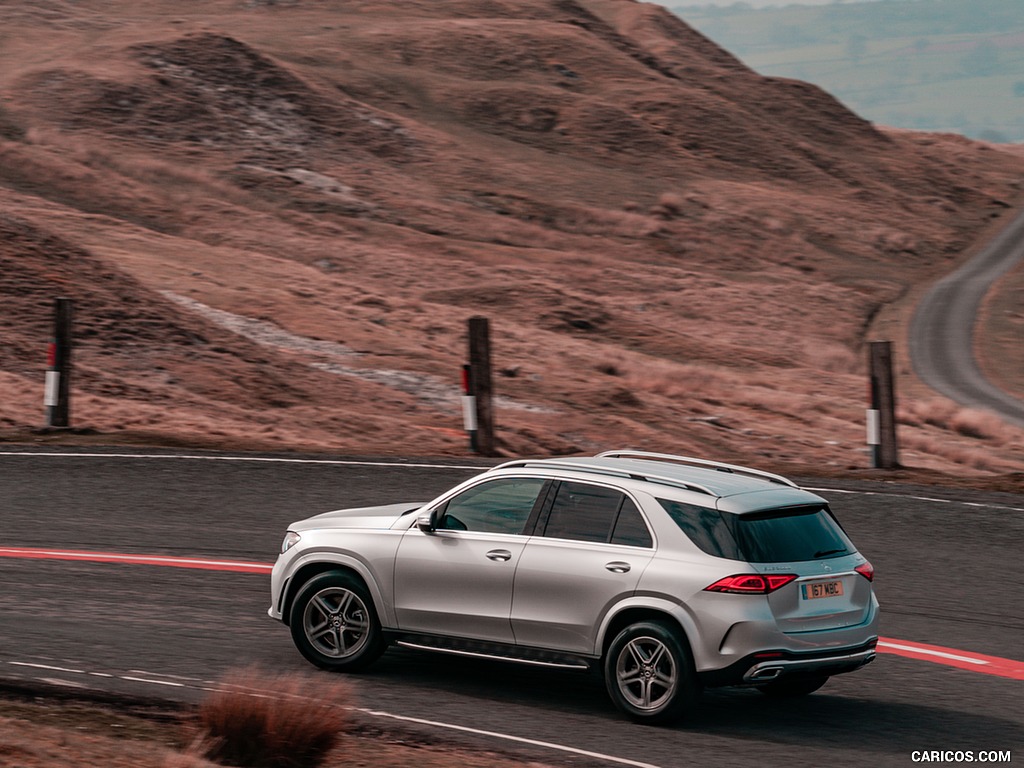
(802, 580), (844, 600)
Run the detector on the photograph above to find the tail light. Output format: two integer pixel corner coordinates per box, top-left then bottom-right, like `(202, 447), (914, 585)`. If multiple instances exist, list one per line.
(704, 573), (797, 594)
(855, 561), (875, 581)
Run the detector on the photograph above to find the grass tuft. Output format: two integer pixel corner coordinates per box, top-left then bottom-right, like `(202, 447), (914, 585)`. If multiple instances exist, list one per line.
(192, 667), (351, 768)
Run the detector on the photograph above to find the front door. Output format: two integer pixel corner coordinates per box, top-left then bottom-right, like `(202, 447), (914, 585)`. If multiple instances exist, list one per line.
(393, 477), (547, 643)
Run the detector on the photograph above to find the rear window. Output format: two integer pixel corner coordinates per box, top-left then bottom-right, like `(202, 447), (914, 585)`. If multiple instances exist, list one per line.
(658, 500), (855, 563)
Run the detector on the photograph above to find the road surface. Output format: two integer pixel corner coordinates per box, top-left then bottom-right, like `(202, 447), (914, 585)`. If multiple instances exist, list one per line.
(910, 207), (1024, 427)
(0, 449), (1021, 767)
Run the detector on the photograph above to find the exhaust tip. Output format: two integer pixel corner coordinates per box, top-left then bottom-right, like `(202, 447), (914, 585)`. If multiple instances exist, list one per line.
(749, 666), (784, 682)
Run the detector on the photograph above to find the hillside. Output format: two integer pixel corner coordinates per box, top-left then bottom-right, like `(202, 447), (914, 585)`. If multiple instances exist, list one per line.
(1, 0), (1023, 476)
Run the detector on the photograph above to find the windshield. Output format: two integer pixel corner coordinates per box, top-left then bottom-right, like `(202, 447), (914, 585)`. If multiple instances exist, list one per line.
(659, 500), (856, 563)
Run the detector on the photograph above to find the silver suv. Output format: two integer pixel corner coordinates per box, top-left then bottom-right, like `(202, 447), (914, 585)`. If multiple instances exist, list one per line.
(269, 451), (879, 723)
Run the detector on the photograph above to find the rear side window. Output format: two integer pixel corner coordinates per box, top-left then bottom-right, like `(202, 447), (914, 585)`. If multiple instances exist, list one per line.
(659, 500), (854, 563)
(543, 482), (652, 547)
(660, 500), (740, 559)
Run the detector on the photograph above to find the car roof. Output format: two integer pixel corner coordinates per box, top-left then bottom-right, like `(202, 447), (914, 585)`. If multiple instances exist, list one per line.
(488, 451), (826, 513)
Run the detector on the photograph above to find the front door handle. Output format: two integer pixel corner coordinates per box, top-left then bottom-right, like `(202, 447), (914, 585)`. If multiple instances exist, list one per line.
(606, 561), (631, 573)
(486, 549), (512, 562)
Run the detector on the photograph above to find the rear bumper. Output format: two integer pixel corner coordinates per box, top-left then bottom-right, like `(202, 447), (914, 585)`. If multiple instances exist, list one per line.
(698, 637), (878, 688)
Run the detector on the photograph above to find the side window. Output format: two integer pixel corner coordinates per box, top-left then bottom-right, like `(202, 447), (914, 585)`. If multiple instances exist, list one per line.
(611, 498), (653, 548)
(659, 499), (740, 559)
(543, 482), (650, 547)
(439, 478), (546, 534)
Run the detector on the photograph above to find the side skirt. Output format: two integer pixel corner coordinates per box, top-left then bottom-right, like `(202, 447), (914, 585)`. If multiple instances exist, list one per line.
(384, 632), (595, 671)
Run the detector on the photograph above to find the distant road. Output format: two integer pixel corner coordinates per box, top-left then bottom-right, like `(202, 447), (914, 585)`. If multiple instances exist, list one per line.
(909, 207), (1024, 428)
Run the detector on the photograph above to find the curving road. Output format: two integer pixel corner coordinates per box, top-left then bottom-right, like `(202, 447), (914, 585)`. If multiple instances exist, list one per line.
(0, 449), (1022, 767)
(910, 207), (1024, 428)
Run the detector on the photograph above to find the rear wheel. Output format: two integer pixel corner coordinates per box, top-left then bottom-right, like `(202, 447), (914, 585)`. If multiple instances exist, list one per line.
(289, 572), (386, 671)
(757, 674), (829, 697)
(604, 621), (698, 724)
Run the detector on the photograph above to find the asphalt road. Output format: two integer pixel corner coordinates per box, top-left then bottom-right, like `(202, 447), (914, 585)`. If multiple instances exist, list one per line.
(1, 448), (1022, 768)
(910, 207), (1024, 428)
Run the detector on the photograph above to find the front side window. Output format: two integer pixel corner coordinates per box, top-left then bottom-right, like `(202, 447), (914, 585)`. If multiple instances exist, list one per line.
(439, 478), (546, 534)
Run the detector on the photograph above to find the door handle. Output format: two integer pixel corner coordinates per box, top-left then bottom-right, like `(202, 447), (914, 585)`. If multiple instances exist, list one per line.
(486, 549), (512, 562)
(605, 561), (631, 573)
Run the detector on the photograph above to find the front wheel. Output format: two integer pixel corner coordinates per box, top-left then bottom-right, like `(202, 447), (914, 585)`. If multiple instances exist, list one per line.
(604, 621), (699, 724)
(289, 572), (386, 672)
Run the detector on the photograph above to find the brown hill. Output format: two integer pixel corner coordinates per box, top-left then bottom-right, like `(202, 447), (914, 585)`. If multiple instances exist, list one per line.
(1, 0), (1023, 476)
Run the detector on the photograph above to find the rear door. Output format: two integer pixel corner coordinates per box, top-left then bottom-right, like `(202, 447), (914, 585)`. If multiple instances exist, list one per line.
(511, 480), (655, 654)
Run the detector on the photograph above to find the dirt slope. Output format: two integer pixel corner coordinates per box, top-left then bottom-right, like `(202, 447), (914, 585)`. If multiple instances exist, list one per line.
(1, 0), (1022, 476)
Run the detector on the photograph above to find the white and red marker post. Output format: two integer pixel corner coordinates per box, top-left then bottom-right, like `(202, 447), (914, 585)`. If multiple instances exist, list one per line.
(44, 298), (73, 428)
(867, 340), (898, 469)
(466, 317), (495, 456)
(461, 363), (478, 453)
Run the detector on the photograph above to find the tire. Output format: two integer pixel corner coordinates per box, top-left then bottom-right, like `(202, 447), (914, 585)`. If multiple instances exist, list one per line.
(757, 674), (829, 698)
(604, 621), (699, 725)
(289, 571), (387, 672)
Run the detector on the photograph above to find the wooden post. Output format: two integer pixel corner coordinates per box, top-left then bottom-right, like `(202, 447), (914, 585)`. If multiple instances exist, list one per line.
(467, 317), (495, 456)
(868, 341), (899, 469)
(45, 297), (73, 428)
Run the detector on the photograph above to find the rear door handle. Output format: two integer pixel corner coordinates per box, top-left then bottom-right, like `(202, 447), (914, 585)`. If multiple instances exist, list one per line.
(605, 561), (631, 573)
(486, 549), (512, 562)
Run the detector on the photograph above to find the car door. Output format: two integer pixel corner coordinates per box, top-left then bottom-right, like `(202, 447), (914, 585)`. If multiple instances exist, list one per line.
(393, 476), (548, 643)
(511, 480), (656, 654)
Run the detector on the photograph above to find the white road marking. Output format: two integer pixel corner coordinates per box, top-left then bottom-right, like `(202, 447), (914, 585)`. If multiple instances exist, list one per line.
(9, 661), (85, 674)
(38, 677), (87, 688)
(0, 653), (665, 766)
(1, 451), (1021, 511)
(878, 641), (989, 666)
(357, 707), (666, 768)
(0, 451), (480, 471)
(119, 676), (186, 688)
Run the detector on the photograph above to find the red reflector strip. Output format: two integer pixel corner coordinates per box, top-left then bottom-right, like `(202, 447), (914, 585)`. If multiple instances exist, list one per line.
(0, 547), (272, 574)
(878, 637), (1024, 681)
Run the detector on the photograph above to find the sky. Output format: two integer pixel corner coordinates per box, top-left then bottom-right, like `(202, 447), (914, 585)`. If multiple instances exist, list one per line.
(661, 0), (888, 7)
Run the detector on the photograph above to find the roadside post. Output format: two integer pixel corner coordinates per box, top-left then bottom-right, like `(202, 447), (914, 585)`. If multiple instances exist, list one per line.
(461, 363), (478, 453)
(44, 297), (73, 428)
(867, 340), (899, 469)
(467, 316), (495, 456)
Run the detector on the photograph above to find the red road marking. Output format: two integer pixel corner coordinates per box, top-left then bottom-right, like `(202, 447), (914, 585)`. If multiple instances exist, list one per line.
(2, 547), (1021, 680)
(878, 637), (1024, 681)
(0, 547), (272, 574)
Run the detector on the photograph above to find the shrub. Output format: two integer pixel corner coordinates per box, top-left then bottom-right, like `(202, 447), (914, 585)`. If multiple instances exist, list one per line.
(193, 667), (351, 768)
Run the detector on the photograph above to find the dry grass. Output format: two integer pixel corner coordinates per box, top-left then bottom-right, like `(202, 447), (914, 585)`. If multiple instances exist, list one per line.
(191, 668), (350, 768)
(0, 0), (1023, 478)
(0, 691), (556, 768)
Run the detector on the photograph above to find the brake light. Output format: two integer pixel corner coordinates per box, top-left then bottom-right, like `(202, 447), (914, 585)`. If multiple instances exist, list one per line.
(855, 561), (875, 582)
(704, 573), (797, 594)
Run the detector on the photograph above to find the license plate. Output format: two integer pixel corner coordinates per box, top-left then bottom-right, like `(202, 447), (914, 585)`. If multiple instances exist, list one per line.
(802, 580), (844, 600)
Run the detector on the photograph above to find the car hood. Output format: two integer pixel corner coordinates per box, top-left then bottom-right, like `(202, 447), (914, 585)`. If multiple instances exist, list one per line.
(290, 501), (425, 532)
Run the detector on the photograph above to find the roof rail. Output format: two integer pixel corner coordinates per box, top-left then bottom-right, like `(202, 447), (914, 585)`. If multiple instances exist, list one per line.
(488, 459), (718, 497)
(595, 450), (798, 488)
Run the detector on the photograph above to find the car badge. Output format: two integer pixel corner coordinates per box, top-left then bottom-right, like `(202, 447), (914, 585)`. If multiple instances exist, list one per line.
(822, 564), (833, 572)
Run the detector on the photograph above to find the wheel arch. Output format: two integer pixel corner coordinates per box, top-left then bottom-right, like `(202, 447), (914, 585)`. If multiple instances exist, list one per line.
(599, 601), (698, 663)
(281, 557), (385, 627)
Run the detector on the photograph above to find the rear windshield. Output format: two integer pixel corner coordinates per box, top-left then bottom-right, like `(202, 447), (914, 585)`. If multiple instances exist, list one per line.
(659, 500), (855, 563)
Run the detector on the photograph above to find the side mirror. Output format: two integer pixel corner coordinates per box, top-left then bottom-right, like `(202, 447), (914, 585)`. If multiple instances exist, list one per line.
(416, 509), (437, 533)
